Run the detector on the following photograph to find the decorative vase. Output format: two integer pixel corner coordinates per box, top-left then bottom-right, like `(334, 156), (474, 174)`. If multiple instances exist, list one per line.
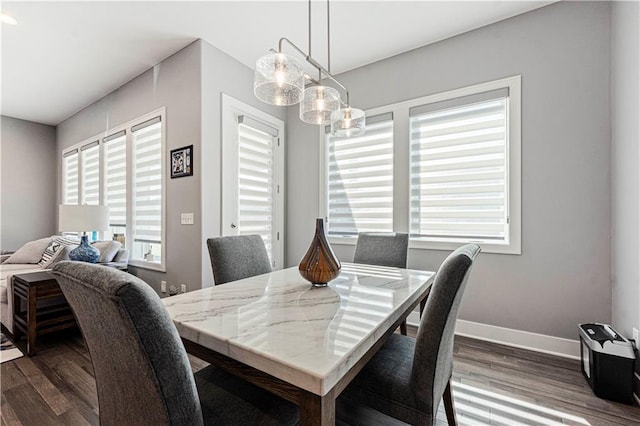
(298, 218), (341, 287)
(69, 235), (100, 263)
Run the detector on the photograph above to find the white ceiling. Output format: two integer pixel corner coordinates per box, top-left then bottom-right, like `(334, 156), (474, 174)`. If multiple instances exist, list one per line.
(1, 1), (553, 126)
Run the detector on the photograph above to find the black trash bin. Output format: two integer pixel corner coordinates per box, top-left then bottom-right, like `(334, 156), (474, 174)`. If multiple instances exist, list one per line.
(579, 323), (636, 404)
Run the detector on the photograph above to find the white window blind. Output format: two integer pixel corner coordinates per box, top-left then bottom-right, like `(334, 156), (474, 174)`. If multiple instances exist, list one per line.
(132, 118), (162, 245)
(63, 150), (79, 204)
(237, 119), (277, 260)
(327, 115), (394, 236)
(104, 131), (127, 227)
(80, 141), (100, 205)
(409, 91), (508, 243)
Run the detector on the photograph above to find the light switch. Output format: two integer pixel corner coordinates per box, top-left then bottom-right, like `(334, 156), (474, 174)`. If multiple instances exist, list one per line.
(181, 213), (194, 225)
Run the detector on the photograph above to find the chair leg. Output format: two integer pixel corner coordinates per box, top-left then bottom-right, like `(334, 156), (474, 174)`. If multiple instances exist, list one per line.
(400, 320), (407, 336)
(443, 379), (457, 426)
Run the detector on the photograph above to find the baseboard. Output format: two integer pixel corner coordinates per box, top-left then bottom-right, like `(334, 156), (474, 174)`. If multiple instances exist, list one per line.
(406, 313), (580, 360)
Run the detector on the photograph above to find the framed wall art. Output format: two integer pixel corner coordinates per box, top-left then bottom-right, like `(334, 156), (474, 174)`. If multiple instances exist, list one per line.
(170, 145), (193, 178)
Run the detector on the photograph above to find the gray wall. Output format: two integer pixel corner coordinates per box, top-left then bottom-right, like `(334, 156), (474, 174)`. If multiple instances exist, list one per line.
(55, 39), (286, 292)
(286, 1), (612, 339)
(56, 41), (202, 292)
(611, 1), (640, 338)
(199, 40), (286, 287)
(1, 116), (57, 250)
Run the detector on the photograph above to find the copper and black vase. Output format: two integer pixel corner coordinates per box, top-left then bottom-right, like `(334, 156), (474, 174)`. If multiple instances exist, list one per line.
(298, 218), (341, 287)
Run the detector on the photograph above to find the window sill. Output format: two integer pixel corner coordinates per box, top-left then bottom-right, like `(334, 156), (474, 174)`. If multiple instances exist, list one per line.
(409, 239), (521, 255)
(328, 235), (521, 255)
(127, 259), (166, 272)
(328, 235), (357, 246)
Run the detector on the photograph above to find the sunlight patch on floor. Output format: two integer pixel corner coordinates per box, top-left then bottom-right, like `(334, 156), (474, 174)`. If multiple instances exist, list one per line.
(453, 382), (591, 426)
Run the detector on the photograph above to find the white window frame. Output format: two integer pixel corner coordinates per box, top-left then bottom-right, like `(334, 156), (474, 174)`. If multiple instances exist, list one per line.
(320, 76), (521, 255)
(60, 108), (167, 270)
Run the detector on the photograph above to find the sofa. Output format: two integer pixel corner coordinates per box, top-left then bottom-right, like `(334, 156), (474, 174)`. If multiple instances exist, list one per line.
(0, 236), (128, 334)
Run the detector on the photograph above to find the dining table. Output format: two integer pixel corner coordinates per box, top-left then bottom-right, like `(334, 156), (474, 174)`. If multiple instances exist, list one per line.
(163, 262), (435, 426)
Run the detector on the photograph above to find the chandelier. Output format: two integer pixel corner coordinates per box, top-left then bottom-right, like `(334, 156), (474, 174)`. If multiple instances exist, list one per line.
(253, 0), (365, 137)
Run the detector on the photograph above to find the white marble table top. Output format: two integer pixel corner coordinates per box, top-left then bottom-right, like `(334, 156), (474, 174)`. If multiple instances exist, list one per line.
(163, 263), (435, 396)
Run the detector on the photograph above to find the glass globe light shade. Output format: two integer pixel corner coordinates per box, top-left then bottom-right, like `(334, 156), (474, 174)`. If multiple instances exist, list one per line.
(331, 108), (366, 137)
(254, 53), (305, 106)
(300, 85), (341, 125)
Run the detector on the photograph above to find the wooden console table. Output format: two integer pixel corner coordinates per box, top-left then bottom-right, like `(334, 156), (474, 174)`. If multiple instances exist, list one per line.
(12, 271), (77, 356)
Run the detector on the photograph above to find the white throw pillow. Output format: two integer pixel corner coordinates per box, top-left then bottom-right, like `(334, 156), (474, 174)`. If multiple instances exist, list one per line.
(38, 236), (80, 268)
(48, 245), (74, 267)
(4, 237), (52, 264)
(91, 240), (123, 263)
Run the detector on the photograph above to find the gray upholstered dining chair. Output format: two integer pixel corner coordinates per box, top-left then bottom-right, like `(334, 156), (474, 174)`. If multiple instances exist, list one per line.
(354, 232), (410, 334)
(207, 235), (271, 285)
(51, 261), (298, 426)
(338, 244), (480, 426)
(353, 232), (409, 269)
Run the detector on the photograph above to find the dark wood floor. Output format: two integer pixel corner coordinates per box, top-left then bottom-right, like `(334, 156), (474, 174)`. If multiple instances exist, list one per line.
(2, 328), (639, 425)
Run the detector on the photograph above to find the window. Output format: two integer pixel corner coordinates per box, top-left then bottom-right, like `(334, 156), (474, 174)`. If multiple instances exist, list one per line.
(60, 109), (166, 269)
(322, 76), (521, 254)
(62, 150), (79, 204)
(325, 114), (394, 237)
(80, 141), (100, 205)
(104, 131), (127, 236)
(410, 89), (509, 245)
(131, 118), (163, 264)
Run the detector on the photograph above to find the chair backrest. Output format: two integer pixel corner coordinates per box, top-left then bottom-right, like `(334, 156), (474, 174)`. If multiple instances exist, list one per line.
(410, 244), (480, 416)
(206, 235), (272, 285)
(353, 233), (409, 268)
(51, 261), (203, 426)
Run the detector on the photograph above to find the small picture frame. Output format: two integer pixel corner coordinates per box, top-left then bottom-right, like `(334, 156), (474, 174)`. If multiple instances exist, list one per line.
(170, 145), (193, 178)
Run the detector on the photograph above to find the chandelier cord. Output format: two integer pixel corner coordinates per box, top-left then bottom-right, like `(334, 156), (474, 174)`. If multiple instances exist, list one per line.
(308, 0), (312, 58)
(327, 0), (331, 74)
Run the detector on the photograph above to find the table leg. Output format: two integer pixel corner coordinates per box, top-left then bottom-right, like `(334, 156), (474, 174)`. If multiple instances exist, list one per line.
(419, 286), (431, 317)
(300, 390), (335, 426)
(26, 286), (37, 356)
